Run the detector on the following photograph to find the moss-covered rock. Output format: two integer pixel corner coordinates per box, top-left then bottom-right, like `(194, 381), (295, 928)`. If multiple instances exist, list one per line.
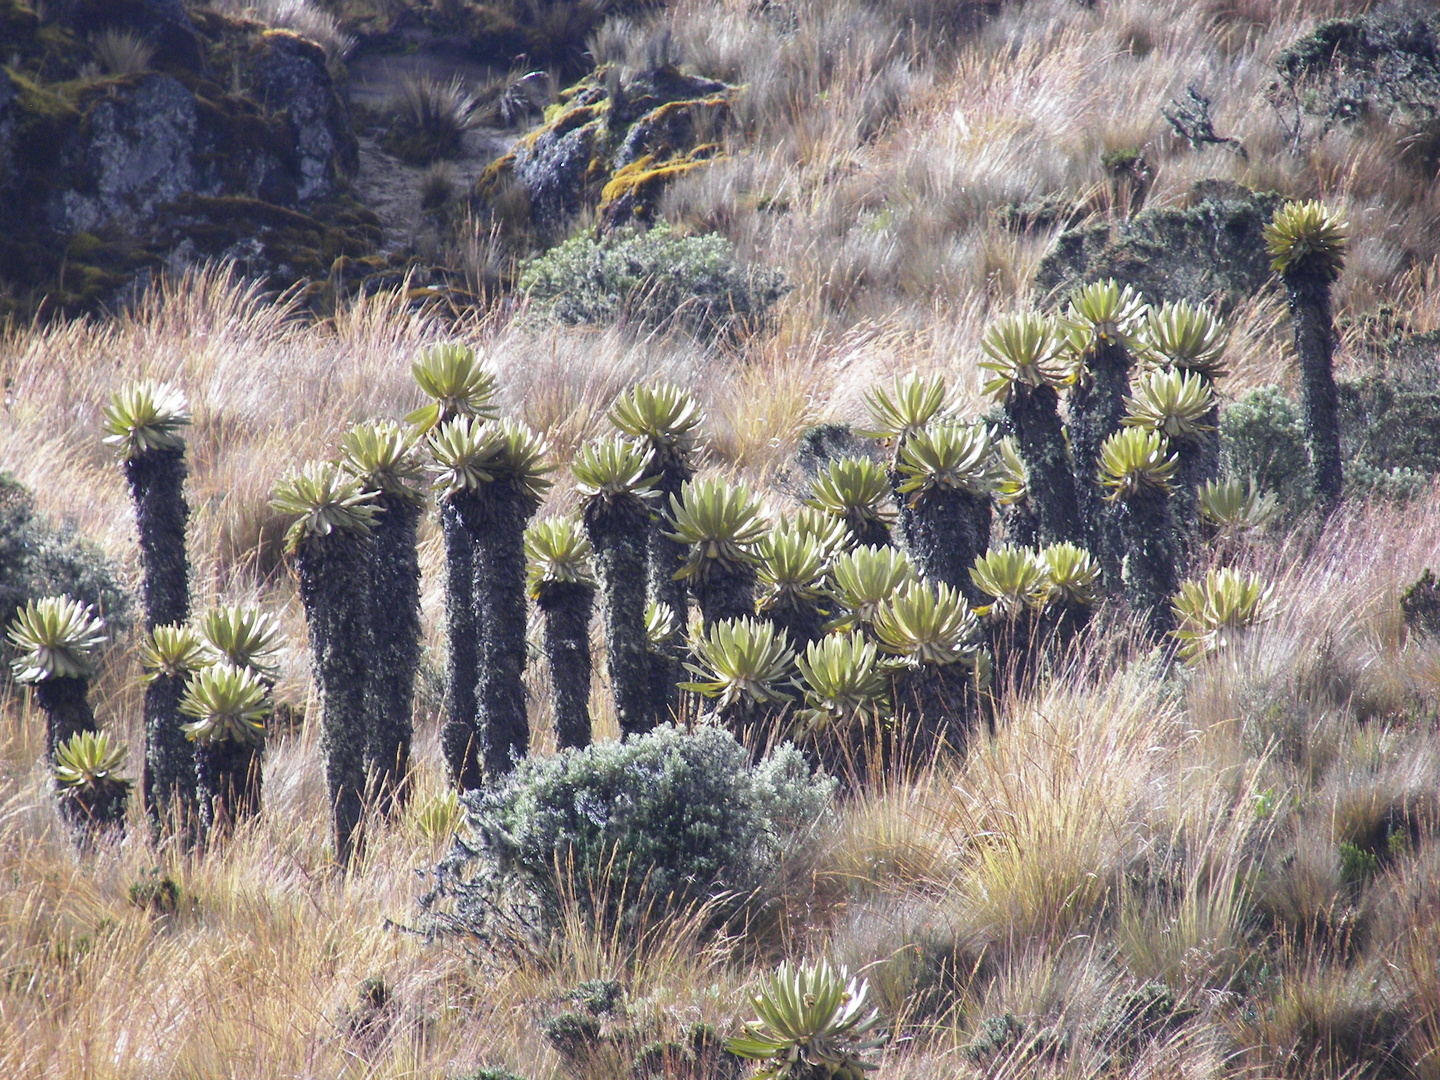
(0, 7), (370, 317)
(54, 0), (205, 74)
(1034, 180), (1283, 309)
(476, 63), (733, 238)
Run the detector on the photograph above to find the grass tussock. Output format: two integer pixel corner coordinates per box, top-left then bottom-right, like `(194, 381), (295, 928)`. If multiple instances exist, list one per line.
(7, 0), (1440, 1076)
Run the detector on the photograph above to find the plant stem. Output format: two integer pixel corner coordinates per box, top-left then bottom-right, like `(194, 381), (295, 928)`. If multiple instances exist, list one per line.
(365, 494), (421, 812)
(439, 501), (482, 790)
(586, 506), (653, 737)
(537, 582), (594, 750)
(297, 535), (374, 866)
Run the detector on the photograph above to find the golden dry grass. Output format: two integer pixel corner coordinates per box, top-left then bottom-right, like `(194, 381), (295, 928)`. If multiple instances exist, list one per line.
(4, 0), (1440, 1076)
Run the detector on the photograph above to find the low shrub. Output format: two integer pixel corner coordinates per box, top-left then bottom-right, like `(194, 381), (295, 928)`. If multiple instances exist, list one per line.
(448, 724), (834, 923)
(1220, 386), (1311, 518)
(1401, 569), (1440, 637)
(518, 224), (786, 340)
(0, 472), (132, 642)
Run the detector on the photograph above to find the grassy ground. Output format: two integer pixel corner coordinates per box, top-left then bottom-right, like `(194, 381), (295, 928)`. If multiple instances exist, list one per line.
(4, 0), (1440, 1076)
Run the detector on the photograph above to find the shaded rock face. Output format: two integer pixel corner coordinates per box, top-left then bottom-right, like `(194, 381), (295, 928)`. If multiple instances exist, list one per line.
(56, 0), (205, 73)
(251, 31), (359, 202)
(478, 63), (732, 238)
(47, 74), (203, 234)
(1033, 181), (1284, 310)
(0, 13), (369, 315)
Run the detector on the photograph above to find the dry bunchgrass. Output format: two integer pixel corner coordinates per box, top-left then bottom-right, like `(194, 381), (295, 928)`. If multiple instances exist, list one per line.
(6, 0), (1440, 1075)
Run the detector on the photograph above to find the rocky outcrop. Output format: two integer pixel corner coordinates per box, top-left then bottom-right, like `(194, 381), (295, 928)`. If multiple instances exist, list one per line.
(251, 31), (359, 202)
(0, 9), (372, 315)
(54, 0), (205, 73)
(477, 63), (732, 238)
(1033, 181), (1284, 310)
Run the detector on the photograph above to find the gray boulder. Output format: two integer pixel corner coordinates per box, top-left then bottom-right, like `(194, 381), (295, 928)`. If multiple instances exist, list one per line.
(46, 75), (201, 234)
(251, 31), (358, 202)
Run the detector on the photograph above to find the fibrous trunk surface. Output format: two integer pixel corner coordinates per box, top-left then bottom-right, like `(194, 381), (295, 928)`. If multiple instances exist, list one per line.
(298, 537), (374, 865)
(1009, 385), (1084, 547)
(587, 507), (653, 737)
(126, 448), (196, 825)
(439, 502), (482, 790)
(469, 490), (532, 780)
(902, 490), (991, 605)
(1118, 490), (1178, 637)
(1071, 342), (1132, 590)
(1285, 272), (1343, 508)
(538, 582), (594, 751)
(195, 740), (263, 840)
(36, 676), (97, 759)
(366, 495), (421, 812)
(692, 564), (757, 630)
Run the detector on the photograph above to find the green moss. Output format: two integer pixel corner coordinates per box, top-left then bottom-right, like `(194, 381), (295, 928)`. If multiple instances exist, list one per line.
(598, 148), (720, 225)
(478, 67), (733, 236)
(0, 0), (86, 81)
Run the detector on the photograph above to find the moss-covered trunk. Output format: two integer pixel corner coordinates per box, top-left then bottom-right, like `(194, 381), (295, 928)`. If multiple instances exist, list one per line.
(985, 612), (1045, 693)
(585, 507), (653, 737)
(1070, 342), (1132, 591)
(60, 781), (130, 832)
(851, 518), (894, 549)
(714, 696), (789, 764)
(764, 601), (825, 655)
(194, 740), (263, 838)
(1284, 271), (1343, 508)
(647, 464), (691, 635)
(892, 665), (976, 761)
(466, 489), (532, 781)
(34, 676), (103, 831)
(1044, 601), (1093, 654)
(439, 502), (482, 790)
(1009, 384), (1084, 546)
(366, 494), (421, 813)
(142, 673), (190, 829)
(646, 465), (689, 725)
(1171, 434), (1209, 552)
(35, 676), (97, 759)
(646, 645), (683, 728)
(692, 563), (757, 630)
(124, 448), (196, 825)
(297, 536), (374, 866)
(1117, 490), (1178, 637)
(901, 490), (991, 605)
(537, 582), (594, 751)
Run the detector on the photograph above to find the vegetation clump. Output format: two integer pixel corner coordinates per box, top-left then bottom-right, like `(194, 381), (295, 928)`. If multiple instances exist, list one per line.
(519, 225), (785, 339)
(727, 960), (884, 1080)
(434, 724), (834, 925)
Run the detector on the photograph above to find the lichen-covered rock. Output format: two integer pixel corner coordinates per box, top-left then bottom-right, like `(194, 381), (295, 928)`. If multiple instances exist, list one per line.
(152, 194), (382, 295)
(1034, 180), (1283, 309)
(477, 63), (733, 238)
(46, 74), (202, 234)
(250, 30), (357, 201)
(0, 9), (367, 316)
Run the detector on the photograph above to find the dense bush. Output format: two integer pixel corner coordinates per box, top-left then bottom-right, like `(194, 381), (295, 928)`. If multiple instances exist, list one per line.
(0, 472), (132, 640)
(1220, 387), (1312, 518)
(456, 724), (834, 919)
(1276, 7), (1440, 169)
(1221, 376), (1440, 516)
(518, 225), (786, 339)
